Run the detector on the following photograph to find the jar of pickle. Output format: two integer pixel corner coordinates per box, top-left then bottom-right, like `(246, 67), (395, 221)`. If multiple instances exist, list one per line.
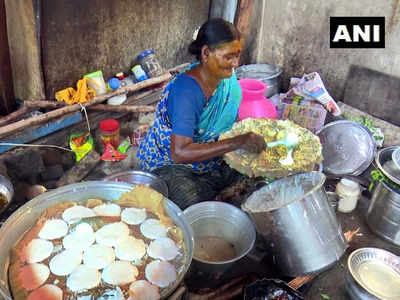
(137, 49), (163, 78)
(99, 119), (120, 148)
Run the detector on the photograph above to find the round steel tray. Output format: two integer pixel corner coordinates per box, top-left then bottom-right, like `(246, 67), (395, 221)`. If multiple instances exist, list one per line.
(317, 120), (376, 176)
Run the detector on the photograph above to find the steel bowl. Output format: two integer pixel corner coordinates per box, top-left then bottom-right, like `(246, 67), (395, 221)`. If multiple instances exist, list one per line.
(346, 247), (400, 300)
(0, 181), (193, 299)
(375, 146), (400, 186)
(104, 170), (169, 197)
(317, 120), (376, 176)
(0, 175), (14, 215)
(183, 201), (256, 274)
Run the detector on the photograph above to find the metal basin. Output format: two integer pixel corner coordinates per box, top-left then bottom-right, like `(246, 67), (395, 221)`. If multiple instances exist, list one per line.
(236, 63), (282, 98)
(0, 175), (14, 215)
(346, 247), (400, 300)
(183, 201), (256, 274)
(0, 181), (193, 299)
(242, 172), (346, 276)
(104, 170), (168, 197)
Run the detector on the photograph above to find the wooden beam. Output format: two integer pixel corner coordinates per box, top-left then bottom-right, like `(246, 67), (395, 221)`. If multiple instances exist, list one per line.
(234, 0), (255, 64)
(234, 0), (254, 35)
(0, 0), (15, 114)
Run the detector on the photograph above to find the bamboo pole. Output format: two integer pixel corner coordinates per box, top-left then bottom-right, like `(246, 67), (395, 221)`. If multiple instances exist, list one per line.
(88, 104), (155, 113)
(0, 72), (171, 138)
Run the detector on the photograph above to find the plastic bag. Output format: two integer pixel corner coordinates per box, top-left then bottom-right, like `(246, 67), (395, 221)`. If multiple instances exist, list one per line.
(243, 278), (304, 300)
(101, 142), (126, 162)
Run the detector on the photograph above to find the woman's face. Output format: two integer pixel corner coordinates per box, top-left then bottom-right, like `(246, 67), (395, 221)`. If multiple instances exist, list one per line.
(205, 39), (242, 79)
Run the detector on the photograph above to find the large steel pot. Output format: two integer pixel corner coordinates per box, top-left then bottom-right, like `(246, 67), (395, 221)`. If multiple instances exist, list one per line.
(235, 63), (282, 98)
(0, 181), (194, 300)
(366, 146), (400, 246)
(366, 181), (400, 246)
(242, 172), (346, 276)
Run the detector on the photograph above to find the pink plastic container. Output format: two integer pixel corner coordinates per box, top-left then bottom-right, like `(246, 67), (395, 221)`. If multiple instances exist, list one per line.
(238, 78), (278, 121)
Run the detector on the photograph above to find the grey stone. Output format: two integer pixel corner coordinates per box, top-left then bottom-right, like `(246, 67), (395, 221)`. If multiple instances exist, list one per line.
(5, 150), (45, 180)
(41, 164), (64, 181)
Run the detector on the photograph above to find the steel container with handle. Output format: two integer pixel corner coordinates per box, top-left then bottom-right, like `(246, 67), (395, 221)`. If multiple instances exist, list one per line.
(242, 172), (346, 276)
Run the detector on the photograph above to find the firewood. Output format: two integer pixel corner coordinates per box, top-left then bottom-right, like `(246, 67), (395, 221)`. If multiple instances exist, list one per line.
(56, 150), (101, 187)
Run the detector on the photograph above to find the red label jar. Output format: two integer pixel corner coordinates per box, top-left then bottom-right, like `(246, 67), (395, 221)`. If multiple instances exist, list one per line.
(99, 119), (120, 148)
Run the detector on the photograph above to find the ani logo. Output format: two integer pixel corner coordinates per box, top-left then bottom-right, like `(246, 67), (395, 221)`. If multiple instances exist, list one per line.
(330, 17), (385, 48)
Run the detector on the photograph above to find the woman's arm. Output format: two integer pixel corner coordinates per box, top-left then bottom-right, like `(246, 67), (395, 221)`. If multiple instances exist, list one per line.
(170, 132), (265, 164)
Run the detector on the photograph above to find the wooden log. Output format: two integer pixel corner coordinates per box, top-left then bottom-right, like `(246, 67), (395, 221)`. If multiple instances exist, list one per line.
(0, 106), (33, 127)
(23, 100), (155, 113)
(87, 104), (156, 113)
(0, 72), (171, 138)
(56, 150), (101, 187)
(24, 100), (64, 109)
(0, 111), (83, 154)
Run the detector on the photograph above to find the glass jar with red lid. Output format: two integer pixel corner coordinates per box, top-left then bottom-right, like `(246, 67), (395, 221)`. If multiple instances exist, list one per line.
(99, 119), (120, 148)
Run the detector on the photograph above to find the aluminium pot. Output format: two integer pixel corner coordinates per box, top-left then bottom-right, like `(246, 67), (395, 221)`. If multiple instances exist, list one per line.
(366, 146), (400, 246)
(242, 172), (346, 276)
(366, 181), (400, 246)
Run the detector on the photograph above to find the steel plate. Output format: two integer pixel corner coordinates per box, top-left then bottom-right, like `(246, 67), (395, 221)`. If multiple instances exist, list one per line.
(347, 247), (400, 300)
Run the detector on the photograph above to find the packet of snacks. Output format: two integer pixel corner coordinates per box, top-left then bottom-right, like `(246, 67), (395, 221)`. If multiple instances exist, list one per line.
(132, 124), (150, 146)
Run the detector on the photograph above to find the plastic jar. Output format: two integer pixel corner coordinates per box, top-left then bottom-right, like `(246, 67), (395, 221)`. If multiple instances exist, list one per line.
(137, 49), (163, 78)
(131, 65), (149, 82)
(99, 119), (120, 148)
(336, 178), (361, 213)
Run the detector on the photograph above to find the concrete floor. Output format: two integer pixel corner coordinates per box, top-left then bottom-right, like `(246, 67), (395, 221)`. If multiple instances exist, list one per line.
(180, 191), (400, 299)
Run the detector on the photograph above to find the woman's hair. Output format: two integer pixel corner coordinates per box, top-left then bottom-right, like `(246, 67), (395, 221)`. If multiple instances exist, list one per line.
(188, 18), (241, 61)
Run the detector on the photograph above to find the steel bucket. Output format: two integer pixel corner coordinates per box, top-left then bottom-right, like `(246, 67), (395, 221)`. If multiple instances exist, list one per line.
(242, 172), (346, 276)
(183, 201), (255, 275)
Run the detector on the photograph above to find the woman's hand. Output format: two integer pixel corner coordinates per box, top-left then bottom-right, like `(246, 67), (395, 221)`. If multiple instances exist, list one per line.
(239, 132), (266, 153)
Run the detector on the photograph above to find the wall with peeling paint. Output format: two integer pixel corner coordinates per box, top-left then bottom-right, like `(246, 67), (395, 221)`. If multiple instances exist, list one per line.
(40, 1), (208, 98)
(248, 0), (400, 101)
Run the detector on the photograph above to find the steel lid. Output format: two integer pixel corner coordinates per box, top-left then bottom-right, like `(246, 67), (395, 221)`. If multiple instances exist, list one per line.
(317, 120), (376, 176)
(376, 146), (400, 185)
(393, 147), (400, 169)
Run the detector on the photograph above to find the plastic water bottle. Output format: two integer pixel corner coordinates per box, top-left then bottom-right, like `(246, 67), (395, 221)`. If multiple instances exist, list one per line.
(107, 77), (127, 105)
(131, 65), (148, 82)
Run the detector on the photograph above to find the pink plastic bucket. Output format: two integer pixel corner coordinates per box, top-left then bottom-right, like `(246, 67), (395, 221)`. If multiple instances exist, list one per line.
(238, 78), (278, 120)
